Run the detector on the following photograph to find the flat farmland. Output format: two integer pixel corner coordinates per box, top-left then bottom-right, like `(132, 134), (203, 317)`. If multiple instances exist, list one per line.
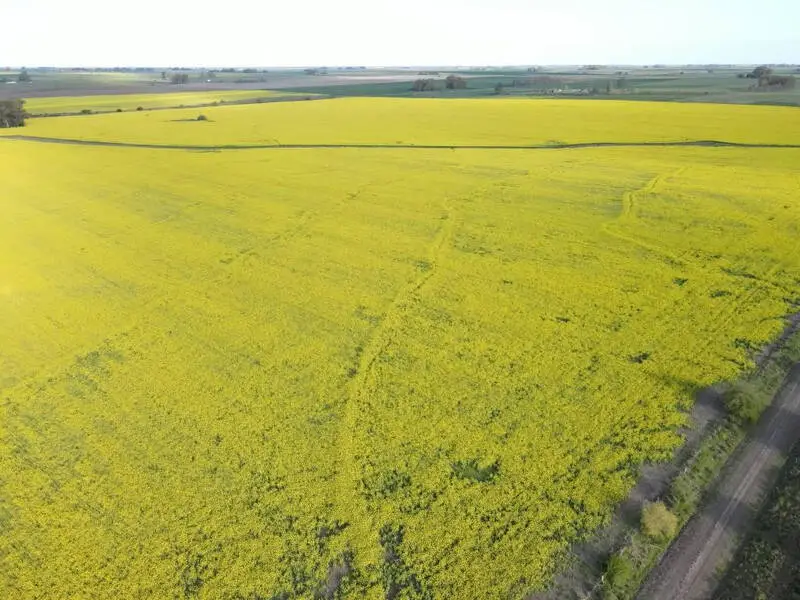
(24, 90), (316, 116)
(4, 97), (800, 147)
(1, 99), (799, 599)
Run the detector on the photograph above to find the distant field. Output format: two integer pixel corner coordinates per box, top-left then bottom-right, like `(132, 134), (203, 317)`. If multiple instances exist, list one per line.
(0, 68), (421, 101)
(1, 99), (799, 599)
(24, 90), (314, 115)
(284, 66), (800, 106)
(0, 70), (152, 98)
(4, 97), (800, 147)
(5, 66), (798, 106)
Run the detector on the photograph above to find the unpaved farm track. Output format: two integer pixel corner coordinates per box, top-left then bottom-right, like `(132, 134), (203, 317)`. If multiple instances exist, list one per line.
(636, 366), (800, 600)
(4, 135), (800, 151)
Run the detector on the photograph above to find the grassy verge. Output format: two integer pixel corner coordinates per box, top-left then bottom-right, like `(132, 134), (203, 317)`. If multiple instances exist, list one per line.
(599, 321), (800, 600)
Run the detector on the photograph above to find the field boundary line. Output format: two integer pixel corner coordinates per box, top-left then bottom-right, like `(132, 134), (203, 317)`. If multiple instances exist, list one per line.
(4, 135), (800, 152)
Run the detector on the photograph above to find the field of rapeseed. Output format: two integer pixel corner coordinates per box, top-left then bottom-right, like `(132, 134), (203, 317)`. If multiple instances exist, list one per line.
(3, 97), (800, 147)
(1, 100), (799, 599)
(24, 90), (312, 116)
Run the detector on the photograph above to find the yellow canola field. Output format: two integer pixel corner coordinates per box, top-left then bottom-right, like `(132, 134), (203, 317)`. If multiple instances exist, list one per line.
(1, 111), (799, 599)
(24, 89), (311, 115)
(4, 97), (800, 147)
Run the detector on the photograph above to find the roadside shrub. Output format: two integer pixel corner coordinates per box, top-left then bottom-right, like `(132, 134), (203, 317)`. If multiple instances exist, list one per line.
(136, 106), (144, 111)
(196, 114), (208, 121)
(724, 381), (764, 424)
(80, 109), (92, 115)
(641, 501), (678, 541)
(604, 553), (636, 595)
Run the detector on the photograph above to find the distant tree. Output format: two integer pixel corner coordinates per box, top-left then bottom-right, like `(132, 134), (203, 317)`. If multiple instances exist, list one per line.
(494, 82), (505, 95)
(0, 99), (28, 128)
(746, 65), (773, 79)
(758, 74), (796, 90)
(161, 71), (167, 80)
(17, 68), (31, 83)
(411, 78), (437, 92)
(170, 73), (189, 84)
(445, 75), (467, 90)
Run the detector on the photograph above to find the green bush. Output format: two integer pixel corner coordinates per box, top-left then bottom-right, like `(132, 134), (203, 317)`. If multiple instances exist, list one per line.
(724, 381), (765, 424)
(604, 553), (636, 597)
(642, 501), (678, 541)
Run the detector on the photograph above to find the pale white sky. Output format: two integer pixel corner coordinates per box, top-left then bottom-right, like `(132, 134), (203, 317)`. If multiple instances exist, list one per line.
(3, 0), (798, 67)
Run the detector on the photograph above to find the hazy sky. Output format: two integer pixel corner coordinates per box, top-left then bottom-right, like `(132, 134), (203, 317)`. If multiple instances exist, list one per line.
(3, 0), (799, 67)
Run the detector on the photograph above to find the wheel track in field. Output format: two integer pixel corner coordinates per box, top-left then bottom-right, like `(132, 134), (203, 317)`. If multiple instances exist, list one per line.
(335, 201), (457, 536)
(4, 135), (800, 151)
(603, 168), (691, 267)
(605, 165), (785, 401)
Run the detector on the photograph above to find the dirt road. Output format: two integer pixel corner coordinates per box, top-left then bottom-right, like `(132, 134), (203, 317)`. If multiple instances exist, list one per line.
(636, 366), (800, 600)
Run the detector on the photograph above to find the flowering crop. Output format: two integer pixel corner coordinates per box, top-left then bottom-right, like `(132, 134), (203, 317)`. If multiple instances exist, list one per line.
(24, 90), (309, 115)
(1, 102), (799, 599)
(3, 97), (799, 147)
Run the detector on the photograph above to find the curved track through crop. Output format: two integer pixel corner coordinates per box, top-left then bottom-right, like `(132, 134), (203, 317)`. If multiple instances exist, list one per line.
(337, 201), (457, 533)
